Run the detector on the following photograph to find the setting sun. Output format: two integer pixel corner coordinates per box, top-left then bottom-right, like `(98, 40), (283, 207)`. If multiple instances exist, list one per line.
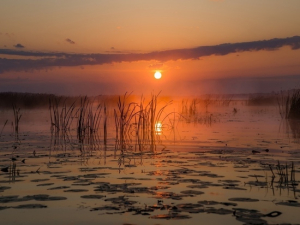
(154, 71), (162, 79)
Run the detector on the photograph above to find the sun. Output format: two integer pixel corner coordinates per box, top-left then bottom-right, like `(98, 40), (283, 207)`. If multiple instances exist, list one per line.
(154, 71), (162, 79)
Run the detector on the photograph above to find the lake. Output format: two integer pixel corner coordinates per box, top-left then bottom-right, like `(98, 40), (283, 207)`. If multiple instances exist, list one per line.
(0, 96), (299, 225)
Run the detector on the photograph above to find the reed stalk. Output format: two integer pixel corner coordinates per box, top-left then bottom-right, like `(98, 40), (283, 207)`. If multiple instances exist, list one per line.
(12, 104), (21, 139)
(103, 104), (107, 146)
(0, 120), (8, 139)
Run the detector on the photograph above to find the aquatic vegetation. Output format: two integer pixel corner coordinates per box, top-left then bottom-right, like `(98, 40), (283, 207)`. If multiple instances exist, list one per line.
(76, 96), (103, 149)
(247, 94), (277, 106)
(0, 119), (8, 139)
(114, 92), (173, 153)
(277, 89), (300, 119)
(12, 104), (22, 139)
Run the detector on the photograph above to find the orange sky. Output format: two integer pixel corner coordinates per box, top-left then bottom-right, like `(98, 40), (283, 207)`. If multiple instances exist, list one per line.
(1, 0), (300, 95)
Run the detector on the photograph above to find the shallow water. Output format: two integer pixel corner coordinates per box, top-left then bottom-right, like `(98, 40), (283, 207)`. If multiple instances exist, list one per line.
(0, 102), (300, 225)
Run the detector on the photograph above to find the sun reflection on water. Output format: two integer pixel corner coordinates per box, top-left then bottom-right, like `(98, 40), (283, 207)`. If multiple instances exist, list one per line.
(155, 121), (163, 135)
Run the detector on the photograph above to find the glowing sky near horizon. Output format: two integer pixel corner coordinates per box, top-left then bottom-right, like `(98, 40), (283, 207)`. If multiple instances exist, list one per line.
(1, 0), (300, 95)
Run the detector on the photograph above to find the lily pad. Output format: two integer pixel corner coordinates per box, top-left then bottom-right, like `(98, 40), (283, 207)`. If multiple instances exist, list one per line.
(176, 203), (204, 213)
(64, 189), (88, 192)
(150, 213), (191, 219)
(90, 206), (120, 211)
(13, 204), (47, 209)
(229, 198), (259, 202)
(198, 200), (219, 205)
(25, 195), (67, 201)
(186, 184), (209, 189)
(180, 190), (205, 195)
(0, 195), (27, 203)
(223, 186), (247, 190)
(31, 179), (50, 182)
(81, 195), (106, 199)
(276, 200), (300, 207)
(48, 186), (70, 190)
(233, 208), (267, 225)
(205, 207), (233, 215)
(37, 183), (54, 186)
(0, 186), (11, 192)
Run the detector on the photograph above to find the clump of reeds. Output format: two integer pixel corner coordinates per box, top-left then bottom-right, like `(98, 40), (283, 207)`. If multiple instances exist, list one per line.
(203, 94), (213, 113)
(76, 96), (103, 154)
(287, 90), (300, 119)
(287, 119), (300, 141)
(277, 89), (300, 119)
(269, 161), (297, 191)
(247, 94), (277, 106)
(49, 97), (75, 133)
(180, 98), (200, 120)
(114, 93), (138, 152)
(113, 92), (173, 153)
(48, 97), (76, 151)
(145, 93), (172, 148)
(219, 95), (233, 106)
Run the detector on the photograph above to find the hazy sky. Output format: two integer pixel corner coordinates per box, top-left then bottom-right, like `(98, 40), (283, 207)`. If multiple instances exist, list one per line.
(1, 0), (300, 96)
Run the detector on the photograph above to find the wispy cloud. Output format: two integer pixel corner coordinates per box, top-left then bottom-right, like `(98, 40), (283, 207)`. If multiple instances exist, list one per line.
(14, 43), (25, 48)
(0, 36), (300, 73)
(148, 63), (164, 69)
(65, 38), (75, 44)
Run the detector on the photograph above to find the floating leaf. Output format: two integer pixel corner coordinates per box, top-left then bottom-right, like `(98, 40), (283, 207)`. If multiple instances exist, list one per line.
(276, 200), (300, 207)
(229, 198), (259, 202)
(13, 204), (47, 209)
(150, 213), (191, 219)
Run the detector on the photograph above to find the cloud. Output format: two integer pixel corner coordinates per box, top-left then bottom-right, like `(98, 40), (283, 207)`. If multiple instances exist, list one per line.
(66, 38), (75, 44)
(14, 43), (25, 48)
(0, 36), (300, 73)
(148, 63), (164, 69)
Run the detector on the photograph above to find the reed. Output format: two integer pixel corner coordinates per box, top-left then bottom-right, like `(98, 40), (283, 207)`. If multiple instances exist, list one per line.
(219, 95), (233, 106)
(49, 97), (75, 133)
(248, 94), (277, 106)
(0, 119), (8, 139)
(277, 91), (290, 119)
(113, 92), (173, 153)
(277, 89), (300, 119)
(76, 96), (103, 153)
(287, 89), (300, 119)
(269, 161), (297, 189)
(48, 97), (76, 152)
(114, 93), (138, 152)
(203, 94), (213, 113)
(12, 104), (21, 139)
(103, 104), (107, 146)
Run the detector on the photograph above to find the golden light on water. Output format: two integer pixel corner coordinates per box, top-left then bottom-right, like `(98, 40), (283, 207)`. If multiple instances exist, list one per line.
(155, 121), (162, 135)
(154, 71), (162, 79)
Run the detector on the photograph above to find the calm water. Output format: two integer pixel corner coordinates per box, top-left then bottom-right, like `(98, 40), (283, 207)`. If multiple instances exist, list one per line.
(0, 101), (300, 225)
